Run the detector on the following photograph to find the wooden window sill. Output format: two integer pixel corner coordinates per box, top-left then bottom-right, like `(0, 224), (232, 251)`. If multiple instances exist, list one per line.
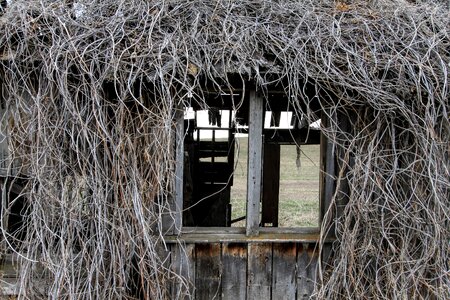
(164, 227), (335, 243)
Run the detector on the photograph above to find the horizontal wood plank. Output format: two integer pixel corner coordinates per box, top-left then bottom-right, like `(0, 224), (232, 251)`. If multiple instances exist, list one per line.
(181, 227), (320, 234)
(165, 231), (331, 244)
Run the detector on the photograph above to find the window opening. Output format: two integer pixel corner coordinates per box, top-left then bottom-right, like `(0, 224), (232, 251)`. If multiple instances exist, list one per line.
(230, 134), (248, 227)
(182, 108), (236, 227)
(179, 88), (327, 234)
(276, 144), (320, 227)
(260, 110), (322, 228)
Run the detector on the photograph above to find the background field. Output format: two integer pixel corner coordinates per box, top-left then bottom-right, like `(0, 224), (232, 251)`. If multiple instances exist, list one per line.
(230, 137), (320, 227)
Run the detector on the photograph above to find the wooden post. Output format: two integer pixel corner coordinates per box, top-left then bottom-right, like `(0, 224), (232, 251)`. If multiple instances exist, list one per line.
(325, 110), (336, 228)
(174, 107), (184, 235)
(246, 89), (263, 236)
(163, 106), (184, 235)
(319, 110), (335, 226)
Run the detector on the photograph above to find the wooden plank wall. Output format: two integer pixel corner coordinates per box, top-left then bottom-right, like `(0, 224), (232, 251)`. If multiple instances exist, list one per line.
(170, 242), (321, 300)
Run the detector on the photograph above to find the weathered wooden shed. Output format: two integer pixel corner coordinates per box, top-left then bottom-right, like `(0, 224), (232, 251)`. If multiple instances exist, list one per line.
(0, 1), (449, 299)
(160, 79), (341, 299)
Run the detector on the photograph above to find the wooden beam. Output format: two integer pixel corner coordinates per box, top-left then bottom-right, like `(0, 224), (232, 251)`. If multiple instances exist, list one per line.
(164, 232), (329, 244)
(246, 89), (263, 236)
(181, 227), (320, 235)
(237, 128), (321, 145)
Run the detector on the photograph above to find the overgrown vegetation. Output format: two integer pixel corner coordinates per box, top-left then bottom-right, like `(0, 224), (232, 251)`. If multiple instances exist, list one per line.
(0, 0), (448, 299)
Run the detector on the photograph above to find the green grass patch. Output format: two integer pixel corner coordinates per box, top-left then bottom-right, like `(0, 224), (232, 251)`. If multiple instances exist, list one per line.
(230, 137), (320, 227)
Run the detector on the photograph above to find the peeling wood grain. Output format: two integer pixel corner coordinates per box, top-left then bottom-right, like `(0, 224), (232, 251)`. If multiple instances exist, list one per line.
(165, 232), (326, 244)
(272, 243), (296, 300)
(196, 243), (221, 300)
(167, 241), (326, 300)
(246, 89), (263, 236)
(297, 243), (318, 300)
(247, 243), (272, 300)
(222, 243), (247, 300)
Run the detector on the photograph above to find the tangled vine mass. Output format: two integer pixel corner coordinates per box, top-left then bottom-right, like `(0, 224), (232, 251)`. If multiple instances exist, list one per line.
(0, 0), (449, 299)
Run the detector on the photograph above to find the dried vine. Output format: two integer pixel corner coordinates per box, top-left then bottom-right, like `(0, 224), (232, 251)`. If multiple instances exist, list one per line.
(0, 0), (448, 299)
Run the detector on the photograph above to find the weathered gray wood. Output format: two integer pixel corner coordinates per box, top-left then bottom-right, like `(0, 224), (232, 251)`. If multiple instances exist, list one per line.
(165, 232), (325, 244)
(262, 143), (280, 227)
(171, 243), (195, 300)
(237, 128), (321, 145)
(247, 243), (272, 299)
(221, 243), (247, 300)
(166, 227), (330, 244)
(319, 111), (335, 225)
(181, 227), (320, 235)
(246, 89), (263, 236)
(161, 108), (184, 235)
(324, 111), (336, 238)
(174, 108), (184, 235)
(297, 243), (318, 300)
(195, 243), (222, 300)
(319, 120), (326, 224)
(272, 243), (296, 300)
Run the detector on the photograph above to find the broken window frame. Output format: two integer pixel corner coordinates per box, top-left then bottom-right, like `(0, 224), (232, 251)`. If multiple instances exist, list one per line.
(165, 86), (340, 239)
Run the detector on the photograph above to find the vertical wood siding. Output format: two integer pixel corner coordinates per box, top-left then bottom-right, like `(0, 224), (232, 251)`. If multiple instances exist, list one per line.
(170, 242), (322, 300)
(221, 243), (247, 300)
(247, 243), (272, 299)
(272, 243), (297, 299)
(195, 243), (222, 300)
